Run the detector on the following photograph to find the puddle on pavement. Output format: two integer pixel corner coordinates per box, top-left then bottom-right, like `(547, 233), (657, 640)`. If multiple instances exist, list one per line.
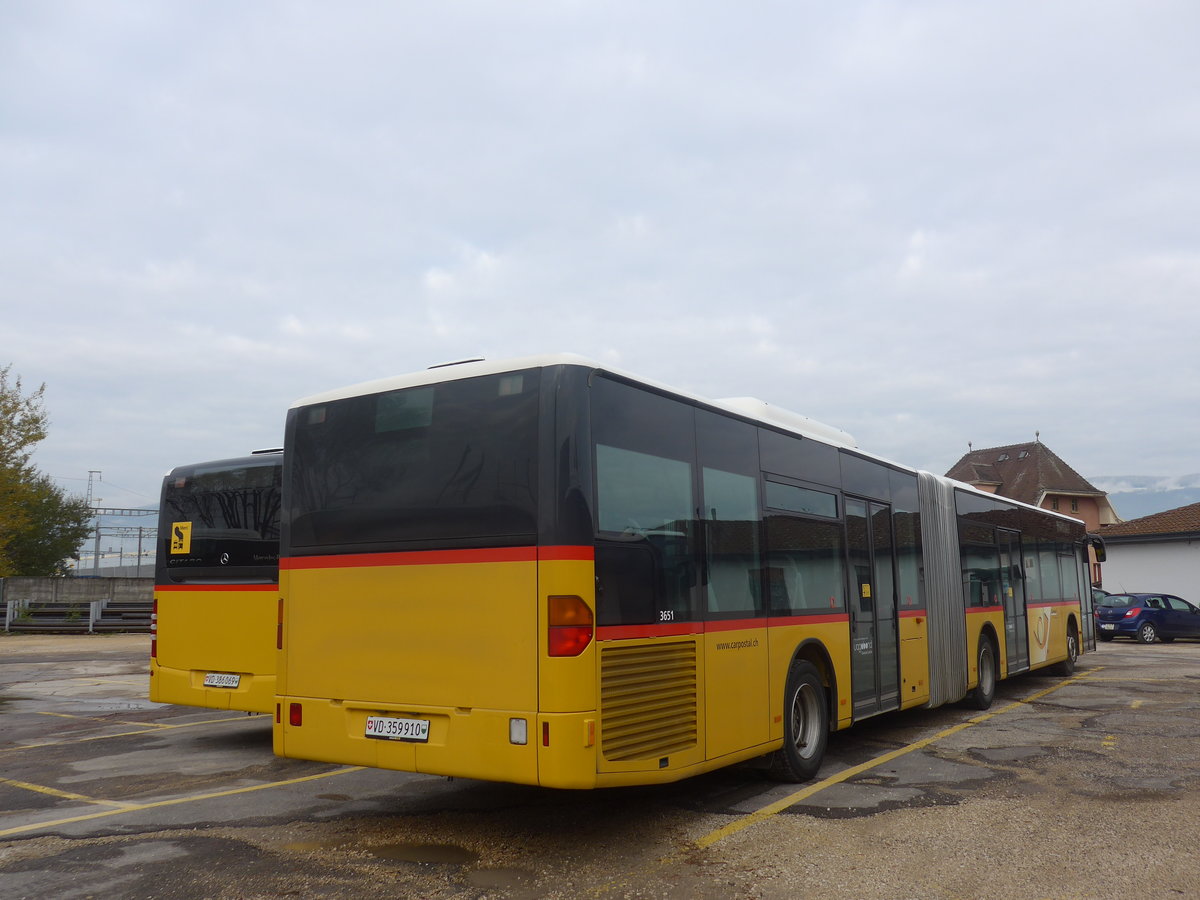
(466, 867), (536, 890)
(368, 843), (480, 865)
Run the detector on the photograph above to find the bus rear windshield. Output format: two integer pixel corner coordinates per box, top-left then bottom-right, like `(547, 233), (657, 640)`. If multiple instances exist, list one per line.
(161, 458), (282, 581)
(287, 369), (540, 551)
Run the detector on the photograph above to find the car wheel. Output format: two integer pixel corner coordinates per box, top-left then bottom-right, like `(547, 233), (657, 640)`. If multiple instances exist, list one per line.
(967, 636), (997, 709)
(1159, 635), (1176, 643)
(1098, 633), (1114, 642)
(769, 660), (829, 782)
(1137, 621), (1158, 644)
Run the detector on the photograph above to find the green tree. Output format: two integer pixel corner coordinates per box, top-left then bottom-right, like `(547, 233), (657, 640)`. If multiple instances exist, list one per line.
(3, 474), (93, 575)
(0, 365), (91, 576)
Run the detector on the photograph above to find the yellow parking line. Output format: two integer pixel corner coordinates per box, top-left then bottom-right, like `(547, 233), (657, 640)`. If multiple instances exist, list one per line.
(0, 766), (364, 838)
(584, 671), (1099, 898)
(693, 670), (1095, 851)
(0, 777), (135, 809)
(36, 711), (175, 729)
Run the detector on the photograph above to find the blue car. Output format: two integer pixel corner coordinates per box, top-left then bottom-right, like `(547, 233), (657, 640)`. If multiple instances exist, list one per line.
(1095, 593), (1200, 644)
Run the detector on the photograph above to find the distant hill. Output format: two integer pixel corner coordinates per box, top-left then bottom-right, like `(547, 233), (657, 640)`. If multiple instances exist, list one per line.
(1090, 474), (1200, 521)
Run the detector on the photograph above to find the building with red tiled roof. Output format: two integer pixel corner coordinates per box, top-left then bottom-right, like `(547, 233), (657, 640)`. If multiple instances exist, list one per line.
(1098, 502), (1200, 599)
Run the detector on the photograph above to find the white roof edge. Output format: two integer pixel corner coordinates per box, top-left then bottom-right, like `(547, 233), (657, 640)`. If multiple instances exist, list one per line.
(290, 353), (596, 408)
(711, 397), (857, 449)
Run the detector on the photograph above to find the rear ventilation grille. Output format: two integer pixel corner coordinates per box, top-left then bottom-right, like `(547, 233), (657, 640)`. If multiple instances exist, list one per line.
(600, 640), (698, 761)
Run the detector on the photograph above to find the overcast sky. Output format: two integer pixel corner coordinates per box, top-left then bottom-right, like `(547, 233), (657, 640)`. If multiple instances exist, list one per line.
(3, 1), (1198, 513)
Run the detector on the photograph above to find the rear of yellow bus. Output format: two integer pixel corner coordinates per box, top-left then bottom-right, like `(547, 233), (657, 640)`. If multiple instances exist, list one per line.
(274, 363), (604, 787)
(150, 453), (282, 714)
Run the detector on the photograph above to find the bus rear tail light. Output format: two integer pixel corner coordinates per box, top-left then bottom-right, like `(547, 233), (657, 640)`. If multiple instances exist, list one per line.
(548, 595), (593, 657)
(289, 703), (303, 726)
(150, 598), (158, 659)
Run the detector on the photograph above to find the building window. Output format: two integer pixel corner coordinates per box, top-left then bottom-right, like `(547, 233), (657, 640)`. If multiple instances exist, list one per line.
(1050, 498), (1060, 511)
(1071, 498), (1079, 512)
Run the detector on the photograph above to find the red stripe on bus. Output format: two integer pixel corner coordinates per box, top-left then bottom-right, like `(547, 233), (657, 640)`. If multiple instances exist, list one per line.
(898, 608), (927, 618)
(281, 545), (593, 570)
(597, 623), (703, 640)
(1028, 600), (1080, 608)
(155, 584), (278, 592)
(766, 613), (849, 627)
(538, 546), (595, 561)
(598, 612), (851, 641)
(282, 547), (538, 569)
(704, 617), (763, 633)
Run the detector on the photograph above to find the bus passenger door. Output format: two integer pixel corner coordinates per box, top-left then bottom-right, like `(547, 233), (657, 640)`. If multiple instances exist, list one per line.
(998, 529), (1029, 674)
(846, 498), (900, 718)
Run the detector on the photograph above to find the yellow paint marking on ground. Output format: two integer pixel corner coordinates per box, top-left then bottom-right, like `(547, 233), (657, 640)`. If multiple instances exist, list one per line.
(1101, 735), (1117, 751)
(0, 715), (263, 755)
(585, 669), (1100, 898)
(35, 711), (174, 729)
(1130, 699), (1144, 708)
(0, 766), (365, 839)
(0, 777), (136, 809)
(692, 670), (1094, 852)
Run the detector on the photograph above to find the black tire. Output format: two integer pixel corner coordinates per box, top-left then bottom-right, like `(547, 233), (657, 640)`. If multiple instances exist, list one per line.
(1159, 635), (1176, 643)
(769, 661), (829, 782)
(1137, 621), (1158, 644)
(967, 636), (997, 710)
(1054, 622), (1080, 675)
(1098, 633), (1115, 642)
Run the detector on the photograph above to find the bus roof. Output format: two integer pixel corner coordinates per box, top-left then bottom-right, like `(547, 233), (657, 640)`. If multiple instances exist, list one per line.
(290, 355), (1086, 529)
(290, 354), (860, 449)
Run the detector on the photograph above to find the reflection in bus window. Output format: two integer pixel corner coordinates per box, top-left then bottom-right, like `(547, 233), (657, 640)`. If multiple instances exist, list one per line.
(703, 467), (760, 614)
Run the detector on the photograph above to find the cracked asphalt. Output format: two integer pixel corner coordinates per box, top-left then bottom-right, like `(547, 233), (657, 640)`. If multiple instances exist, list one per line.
(2, 633), (1199, 899)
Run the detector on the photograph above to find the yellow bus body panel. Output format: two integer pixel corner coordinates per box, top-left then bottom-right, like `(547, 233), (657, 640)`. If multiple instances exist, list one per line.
(150, 585), (276, 714)
(899, 612), (930, 709)
(277, 555), (543, 785)
(703, 625), (769, 758)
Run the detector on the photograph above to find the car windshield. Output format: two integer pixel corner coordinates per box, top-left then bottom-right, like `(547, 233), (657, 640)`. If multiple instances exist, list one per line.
(1099, 594), (1138, 608)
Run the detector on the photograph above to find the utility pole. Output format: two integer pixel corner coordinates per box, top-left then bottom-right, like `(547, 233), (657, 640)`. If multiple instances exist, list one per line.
(88, 471), (102, 575)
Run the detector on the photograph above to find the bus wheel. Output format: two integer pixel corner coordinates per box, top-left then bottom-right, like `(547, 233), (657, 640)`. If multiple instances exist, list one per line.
(769, 661), (828, 783)
(1054, 622), (1079, 675)
(967, 636), (997, 710)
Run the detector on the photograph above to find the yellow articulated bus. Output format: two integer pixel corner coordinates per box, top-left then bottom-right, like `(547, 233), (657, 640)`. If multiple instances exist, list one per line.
(151, 450), (282, 714)
(274, 355), (1099, 788)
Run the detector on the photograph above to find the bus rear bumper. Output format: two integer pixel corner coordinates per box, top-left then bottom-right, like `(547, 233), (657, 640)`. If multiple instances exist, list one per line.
(149, 659), (274, 714)
(274, 695), (570, 786)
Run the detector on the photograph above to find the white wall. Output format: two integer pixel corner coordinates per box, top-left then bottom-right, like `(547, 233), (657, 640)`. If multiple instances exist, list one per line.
(1101, 539), (1200, 600)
